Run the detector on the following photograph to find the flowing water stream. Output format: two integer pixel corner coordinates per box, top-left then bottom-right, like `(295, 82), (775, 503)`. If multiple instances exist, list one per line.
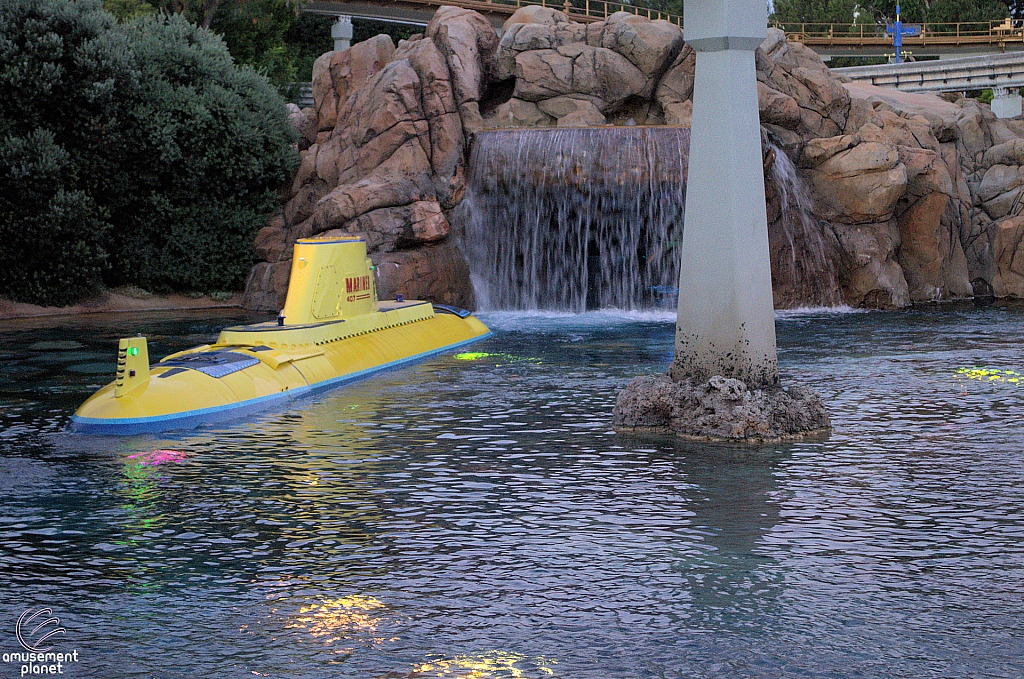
(1, 306), (1023, 677)
(464, 129), (841, 312)
(464, 128), (688, 312)
(768, 146), (843, 308)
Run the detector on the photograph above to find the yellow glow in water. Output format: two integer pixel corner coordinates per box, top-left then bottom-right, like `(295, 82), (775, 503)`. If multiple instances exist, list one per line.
(455, 352), (493, 360)
(957, 367), (1023, 384)
(415, 651), (557, 678)
(287, 595), (386, 642)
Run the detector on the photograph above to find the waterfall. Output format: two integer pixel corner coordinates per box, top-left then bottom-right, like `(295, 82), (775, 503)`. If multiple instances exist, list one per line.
(464, 127), (689, 312)
(462, 129), (841, 312)
(767, 146), (843, 308)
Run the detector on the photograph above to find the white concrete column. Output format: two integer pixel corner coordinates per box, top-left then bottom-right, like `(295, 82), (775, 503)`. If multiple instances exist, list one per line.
(672, 0), (779, 387)
(332, 15), (353, 52)
(991, 86), (1022, 119)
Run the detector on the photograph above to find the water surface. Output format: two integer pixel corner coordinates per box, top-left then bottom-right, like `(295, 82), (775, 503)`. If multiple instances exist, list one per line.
(0, 305), (1022, 678)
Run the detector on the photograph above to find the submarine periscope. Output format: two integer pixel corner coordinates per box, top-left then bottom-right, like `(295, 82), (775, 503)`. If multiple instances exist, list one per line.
(71, 236), (492, 435)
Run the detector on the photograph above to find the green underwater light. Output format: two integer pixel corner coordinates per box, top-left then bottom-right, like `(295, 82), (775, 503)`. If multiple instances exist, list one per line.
(455, 352), (493, 360)
(956, 367), (1022, 384)
(455, 352), (541, 364)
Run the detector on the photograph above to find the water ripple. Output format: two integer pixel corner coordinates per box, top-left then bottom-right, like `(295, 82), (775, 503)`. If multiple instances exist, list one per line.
(0, 306), (1022, 677)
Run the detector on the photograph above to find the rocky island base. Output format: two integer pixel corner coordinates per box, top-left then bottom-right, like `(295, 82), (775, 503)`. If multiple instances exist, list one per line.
(613, 373), (831, 442)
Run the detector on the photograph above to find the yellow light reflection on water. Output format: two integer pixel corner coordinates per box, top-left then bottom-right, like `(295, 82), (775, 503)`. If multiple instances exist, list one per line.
(415, 651), (557, 678)
(285, 595), (389, 645)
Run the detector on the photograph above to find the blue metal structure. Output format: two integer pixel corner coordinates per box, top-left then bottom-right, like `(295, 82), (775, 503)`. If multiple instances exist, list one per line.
(885, 4), (921, 63)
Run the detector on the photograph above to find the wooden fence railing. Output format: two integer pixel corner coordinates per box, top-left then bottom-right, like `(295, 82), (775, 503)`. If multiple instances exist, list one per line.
(325, 0), (684, 26)
(774, 18), (1024, 46)
(494, 0), (683, 26)
(315, 1), (1024, 50)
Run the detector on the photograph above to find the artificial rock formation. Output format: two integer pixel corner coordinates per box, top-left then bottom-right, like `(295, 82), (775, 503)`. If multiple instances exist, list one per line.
(244, 5), (1024, 312)
(612, 374), (830, 442)
(243, 10), (494, 311)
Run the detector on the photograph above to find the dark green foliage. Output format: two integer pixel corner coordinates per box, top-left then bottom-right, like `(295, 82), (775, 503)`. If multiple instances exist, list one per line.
(863, 0), (930, 23)
(0, 0), (297, 305)
(103, 0), (320, 91)
(352, 19), (418, 51)
(102, 0), (153, 20)
(0, 130), (109, 305)
(770, 0), (858, 24)
(926, 0), (1009, 24)
(209, 0), (302, 87)
(282, 12), (331, 81)
(109, 15), (297, 293)
(0, 0), (133, 304)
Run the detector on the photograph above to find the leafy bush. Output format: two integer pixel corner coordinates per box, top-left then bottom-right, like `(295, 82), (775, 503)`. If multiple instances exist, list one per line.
(0, 130), (109, 305)
(0, 0), (297, 305)
(0, 0), (133, 305)
(109, 14), (297, 293)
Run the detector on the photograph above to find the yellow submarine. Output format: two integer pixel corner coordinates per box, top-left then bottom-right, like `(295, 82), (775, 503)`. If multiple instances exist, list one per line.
(71, 237), (491, 434)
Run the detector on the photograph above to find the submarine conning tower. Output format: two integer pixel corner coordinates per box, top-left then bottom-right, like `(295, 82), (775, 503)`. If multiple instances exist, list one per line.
(279, 237), (378, 325)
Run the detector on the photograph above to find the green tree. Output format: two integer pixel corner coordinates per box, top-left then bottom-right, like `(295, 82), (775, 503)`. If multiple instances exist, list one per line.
(1, 0), (297, 305)
(103, 0), (155, 19)
(0, 0), (136, 304)
(108, 14), (297, 293)
(209, 0), (302, 85)
(927, 0), (1009, 23)
(283, 12), (332, 81)
(771, 0), (860, 24)
(104, 0), (307, 88)
(0, 131), (110, 305)
(866, 0), (928, 22)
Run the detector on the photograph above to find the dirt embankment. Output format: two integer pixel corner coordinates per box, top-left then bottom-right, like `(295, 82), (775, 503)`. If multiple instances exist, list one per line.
(0, 290), (242, 320)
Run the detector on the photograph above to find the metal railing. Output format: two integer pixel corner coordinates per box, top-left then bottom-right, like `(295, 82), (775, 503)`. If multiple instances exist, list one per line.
(312, 0), (1024, 44)
(326, 0), (683, 26)
(774, 18), (1024, 47)
(494, 0), (682, 25)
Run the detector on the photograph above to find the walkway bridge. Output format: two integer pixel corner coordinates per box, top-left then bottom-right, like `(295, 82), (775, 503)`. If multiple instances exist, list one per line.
(307, 0), (1022, 61)
(306, 0), (682, 29)
(832, 52), (1024, 117)
(776, 19), (1024, 59)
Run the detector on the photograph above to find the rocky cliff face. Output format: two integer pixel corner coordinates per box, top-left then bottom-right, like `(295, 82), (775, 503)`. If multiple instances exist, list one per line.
(244, 5), (1024, 312)
(243, 7), (493, 311)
